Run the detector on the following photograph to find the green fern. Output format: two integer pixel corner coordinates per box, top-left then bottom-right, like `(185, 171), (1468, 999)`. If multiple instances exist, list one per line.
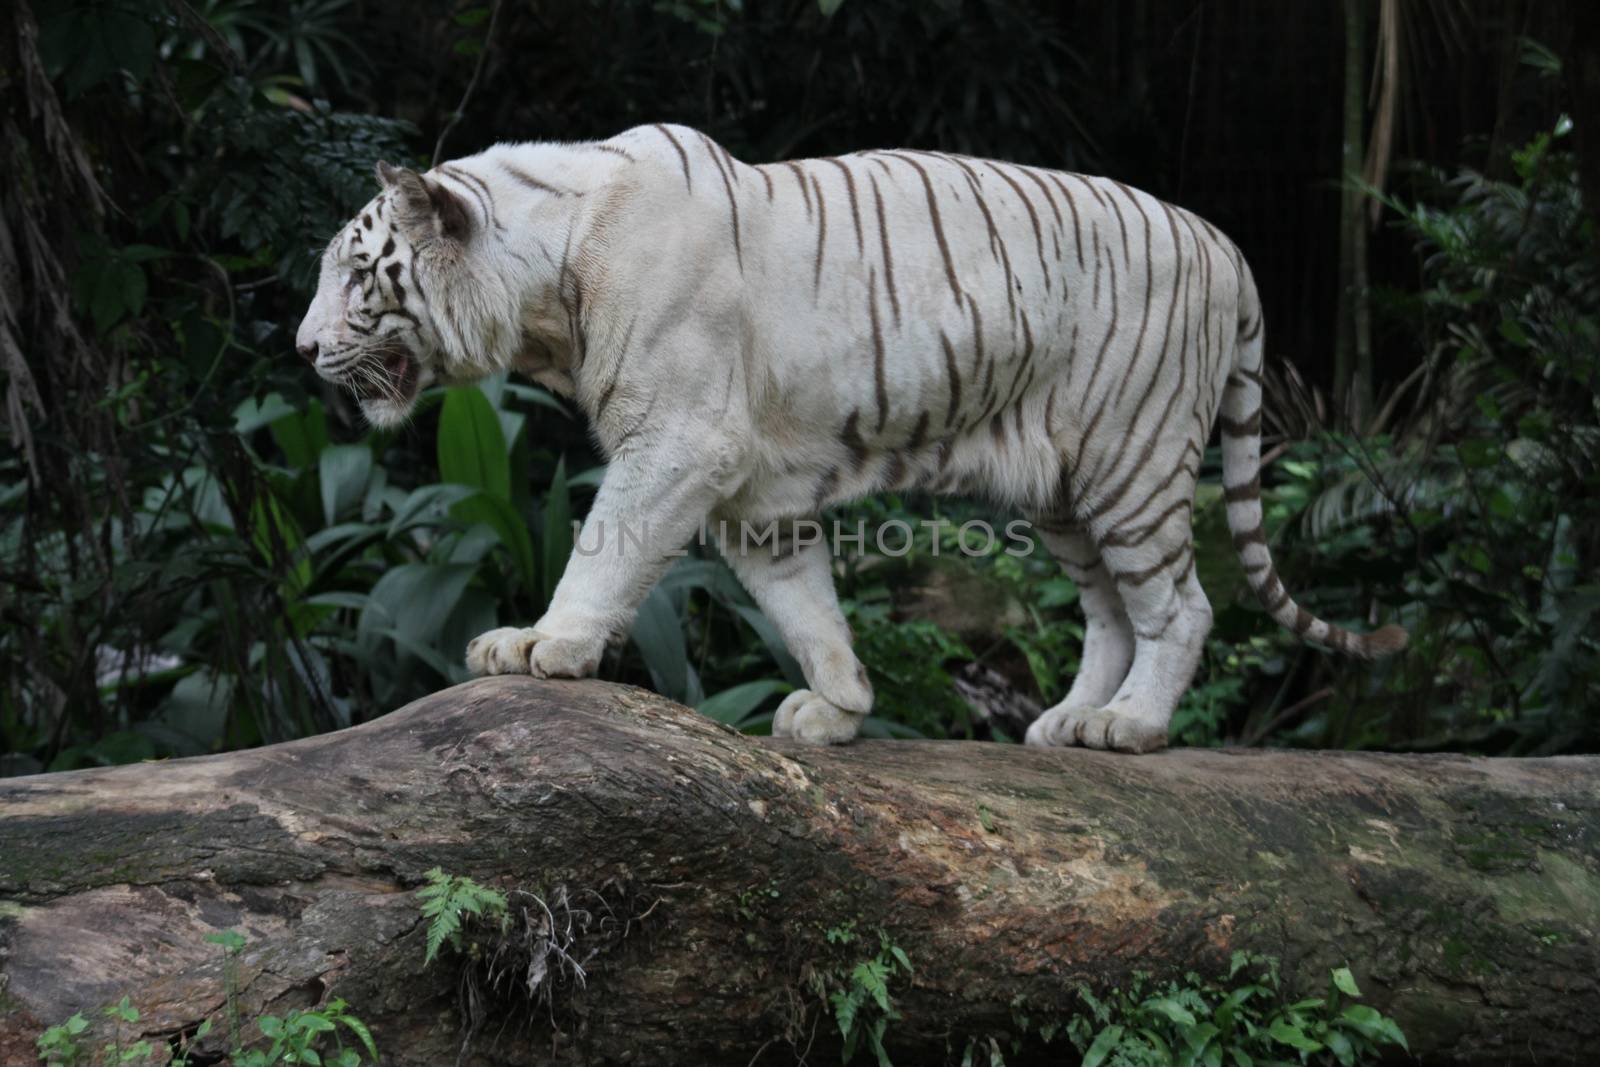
(416, 867), (508, 967)
(829, 933), (912, 1066)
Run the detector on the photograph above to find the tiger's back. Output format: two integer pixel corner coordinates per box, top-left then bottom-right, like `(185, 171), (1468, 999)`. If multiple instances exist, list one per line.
(591, 130), (1241, 523)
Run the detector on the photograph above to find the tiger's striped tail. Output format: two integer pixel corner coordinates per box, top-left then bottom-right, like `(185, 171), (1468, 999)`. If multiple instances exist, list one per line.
(1218, 263), (1407, 660)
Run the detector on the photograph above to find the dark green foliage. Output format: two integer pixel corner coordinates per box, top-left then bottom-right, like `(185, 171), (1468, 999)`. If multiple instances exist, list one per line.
(1, 0), (1595, 779)
(34, 931), (379, 1066)
(199, 85), (417, 289)
(818, 927), (913, 1067)
(852, 614), (975, 738)
(1060, 956), (1408, 1067)
(1235, 118), (1600, 754)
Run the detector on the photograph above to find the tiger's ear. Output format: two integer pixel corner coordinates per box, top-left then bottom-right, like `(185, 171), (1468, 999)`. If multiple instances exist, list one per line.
(375, 161), (472, 244)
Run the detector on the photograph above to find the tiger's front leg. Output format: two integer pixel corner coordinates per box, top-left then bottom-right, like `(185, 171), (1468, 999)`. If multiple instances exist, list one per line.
(466, 423), (748, 680)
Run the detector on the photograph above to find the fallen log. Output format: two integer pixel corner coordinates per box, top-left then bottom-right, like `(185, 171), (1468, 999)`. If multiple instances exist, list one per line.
(1, 677), (1596, 1065)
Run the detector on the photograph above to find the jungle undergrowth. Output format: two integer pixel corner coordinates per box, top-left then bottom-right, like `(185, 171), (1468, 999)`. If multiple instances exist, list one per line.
(811, 924), (914, 1067)
(972, 952), (1408, 1067)
(35, 930), (378, 1066)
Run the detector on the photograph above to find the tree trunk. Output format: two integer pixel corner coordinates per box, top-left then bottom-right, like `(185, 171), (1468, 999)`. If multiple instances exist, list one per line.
(1563, 0), (1600, 248)
(1335, 0), (1374, 425)
(2, 677), (1596, 1065)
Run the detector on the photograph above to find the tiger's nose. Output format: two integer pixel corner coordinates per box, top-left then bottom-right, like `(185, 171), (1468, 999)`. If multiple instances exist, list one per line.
(297, 341), (318, 363)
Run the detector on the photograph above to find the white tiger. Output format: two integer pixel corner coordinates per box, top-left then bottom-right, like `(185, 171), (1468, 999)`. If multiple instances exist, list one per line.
(295, 124), (1406, 753)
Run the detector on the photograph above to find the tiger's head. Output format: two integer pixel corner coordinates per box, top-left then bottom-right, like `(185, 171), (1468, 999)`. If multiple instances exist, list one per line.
(295, 161), (511, 427)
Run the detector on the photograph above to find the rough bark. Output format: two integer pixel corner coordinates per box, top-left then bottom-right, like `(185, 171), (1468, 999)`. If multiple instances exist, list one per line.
(1, 677), (1596, 1066)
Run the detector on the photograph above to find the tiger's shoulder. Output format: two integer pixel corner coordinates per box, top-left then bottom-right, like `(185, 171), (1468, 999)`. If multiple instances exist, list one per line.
(597, 123), (739, 194)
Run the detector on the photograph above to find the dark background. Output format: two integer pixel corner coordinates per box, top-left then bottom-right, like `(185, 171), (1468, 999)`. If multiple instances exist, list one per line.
(3, 0), (1597, 773)
(361, 1), (1578, 394)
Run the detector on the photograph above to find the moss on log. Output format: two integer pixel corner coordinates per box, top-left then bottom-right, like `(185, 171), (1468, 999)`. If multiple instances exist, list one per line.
(1, 677), (1596, 1064)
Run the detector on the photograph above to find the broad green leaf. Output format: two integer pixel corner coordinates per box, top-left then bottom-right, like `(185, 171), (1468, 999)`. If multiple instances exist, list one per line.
(1339, 1005), (1408, 1050)
(453, 523), (505, 565)
(386, 484), (478, 538)
(338, 1014), (378, 1060)
(1330, 966), (1360, 998)
(504, 380), (571, 415)
(439, 588), (498, 670)
(1326, 1030), (1356, 1067)
(1185, 1021), (1220, 1051)
(159, 669), (233, 750)
(497, 408), (525, 457)
(1081, 1024), (1125, 1067)
(319, 444), (373, 526)
(376, 627), (459, 681)
(1267, 1018), (1323, 1052)
(542, 458), (572, 607)
(438, 386), (509, 499)
(567, 463), (607, 489)
(234, 392), (298, 435)
(305, 521), (381, 554)
(268, 400), (329, 470)
(632, 585), (692, 703)
(659, 557), (749, 601)
(1135, 1027), (1172, 1058)
(453, 492), (537, 593)
(1215, 985), (1257, 1031)
(697, 679), (790, 725)
(363, 563), (478, 646)
(304, 528), (388, 594)
(731, 603), (806, 687)
(1145, 996), (1197, 1027)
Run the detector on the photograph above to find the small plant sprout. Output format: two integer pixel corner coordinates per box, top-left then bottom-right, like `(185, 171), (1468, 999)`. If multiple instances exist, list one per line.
(417, 866), (509, 966)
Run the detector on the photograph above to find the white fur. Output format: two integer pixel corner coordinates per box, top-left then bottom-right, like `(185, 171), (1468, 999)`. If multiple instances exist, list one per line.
(298, 125), (1399, 753)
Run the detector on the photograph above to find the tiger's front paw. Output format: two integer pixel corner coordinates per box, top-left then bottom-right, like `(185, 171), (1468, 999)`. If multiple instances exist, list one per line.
(772, 689), (865, 745)
(465, 625), (603, 679)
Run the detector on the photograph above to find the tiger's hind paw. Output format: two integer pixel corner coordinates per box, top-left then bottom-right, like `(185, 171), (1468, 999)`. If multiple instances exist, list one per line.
(1025, 703), (1168, 754)
(772, 689), (865, 745)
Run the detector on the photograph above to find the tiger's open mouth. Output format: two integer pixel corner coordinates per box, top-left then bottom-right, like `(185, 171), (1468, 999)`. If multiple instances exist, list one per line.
(346, 347), (421, 406)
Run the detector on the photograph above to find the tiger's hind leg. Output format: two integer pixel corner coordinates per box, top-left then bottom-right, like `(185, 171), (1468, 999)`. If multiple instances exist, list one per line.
(1024, 521), (1135, 747)
(1067, 508), (1213, 754)
(718, 517), (874, 745)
